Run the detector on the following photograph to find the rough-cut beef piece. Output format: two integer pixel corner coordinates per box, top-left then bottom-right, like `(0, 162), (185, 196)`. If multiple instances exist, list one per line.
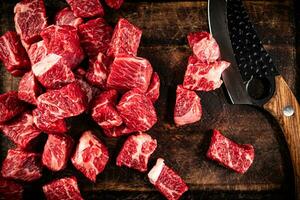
(14, 0), (47, 44)
(42, 134), (74, 171)
(32, 53), (75, 89)
(107, 55), (153, 93)
(117, 89), (157, 132)
(174, 85), (202, 126)
(183, 56), (230, 91)
(117, 133), (157, 172)
(27, 40), (47, 65)
(43, 177), (83, 200)
(148, 158), (188, 200)
(0, 111), (41, 150)
(1, 149), (42, 182)
(41, 25), (84, 69)
(76, 79), (93, 104)
(206, 129), (255, 174)
(105, 0), (124, 9)
(37, 82), (87, 119)
(78, 18), (113, 57)
(66, 0), (104, 18)
(187, 31), (220, 63)
(92, 90), (122, 129)
(18, 71), (42, 105)
(0, 91), (26, 123)
(103, 125), (134, 137)
(146, 72), (160, 103)
(0, 177), (23, 200)
(107, 18), (142, 57)
(55, 7), (83, 28)
(71, 131), (109, 182)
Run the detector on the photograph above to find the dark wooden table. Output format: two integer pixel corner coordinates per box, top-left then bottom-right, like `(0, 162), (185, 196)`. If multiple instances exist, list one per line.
(0, 0), (299, 199)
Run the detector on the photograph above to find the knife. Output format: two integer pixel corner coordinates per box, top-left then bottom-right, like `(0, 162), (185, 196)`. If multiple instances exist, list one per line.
(208, 0), (300, 198)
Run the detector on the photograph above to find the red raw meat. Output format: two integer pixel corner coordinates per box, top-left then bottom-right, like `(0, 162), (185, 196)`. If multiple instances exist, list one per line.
(41, 25), (84, 69)
(0, 177), (23, 200)
(74, 67), (86, 79)
(148, 158), (188, 200)
(187, 31), (220, 63)
(76, 79), (93, 104)
(1, 149), (42, 182)
(107, 18), (142, 57)
(32, 53), (75, 89)
(117, 89), (157, 132)
(18, 71), (42, 105)
(0, 111), (41, 150)
(105, 0), (124, 9)
(14, 0), (47, 44)
(55, 7), (83, 28)
(146, 72), (160, 103)
(66, 0), (104, 18)
(116, 133), (157, 172)
(103, 124), (134, 137)
(78, 18), (113, 57)
(42, 134), (74, 171)
(206, 129), (255, 174)
(183, 55), (230, 91)
(71, 130), (109, 182)
(107, 55), (153, 93)
(92, 90), (122, 129)
(37, 82), (87, 119)
(43, 177), (83, 200)
(0, 91), (26, 123)
(27, 40), (47, 65)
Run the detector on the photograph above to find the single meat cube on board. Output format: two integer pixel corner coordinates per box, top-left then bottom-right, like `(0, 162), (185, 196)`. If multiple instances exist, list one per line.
(107, 18), (142, 57)
(0, 177), (24, 200)
(71, 131), (109, 182)
(1, 149), (42, 182)
(43, 177), (83, 200)
(206, 129), (255, 174)
(42, 134), (74, 171)
(66, 0), (104, 18)
(0, 91), (26, 123)
(174, 85), (202, 126)
(107, 55), (153, 93)
(105, 0), (124, 9)
(187, 31), (220, 63)
(145, 72), (160, 103)
(183, 55), (230, 91)
(27, 40), (48, 65)
(148, 158), (188, 200)
(55, 7), (83, 28)
(102, 124), (134, 137)
(116, 133), (157, 172)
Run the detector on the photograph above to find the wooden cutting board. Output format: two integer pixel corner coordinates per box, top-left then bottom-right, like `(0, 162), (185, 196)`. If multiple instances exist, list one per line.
(0, 0), (298, 199)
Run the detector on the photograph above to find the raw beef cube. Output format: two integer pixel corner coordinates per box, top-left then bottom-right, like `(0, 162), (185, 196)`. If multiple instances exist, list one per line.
(174, 85), (202, 126)
(183, 56), (230, 91)
(66, 0), (104, 18)
(32, 53), (75, 89)
(71, 131), (109, 182)
(43, 177), (83, 200)
(117, 89), (157, 132)
(18, 71), (42, 105)
(0, 177), (23, 200)
(117, 133), (157, 172)
(76, 79), (93, 104)
(27, 40), (47, 65)
(148, 158), (188, 200)
(14, 0), (47, 44)
(78, 18), (113, 57)
(92, 90), (122, 129)
(107, 18), (142, 57)
(41, 25), (84, 69)
(145, 72), (160, 103)
(42, 134), (74, 171)
(0, 91), (26, 123)
(107, 55), (153, 93)
(33, 108), (68, 134)
(105, 0), (124, 9)
(0, 31), (30, 76)
(0, 111), (41, 150)
(37, 82), (87, 119)
(187, 31), (220, 63)
(103, 125), (134, 137)
(1, 149), (42, 182)
(55, 7), (83, 28)
(206, 129), (255, 174)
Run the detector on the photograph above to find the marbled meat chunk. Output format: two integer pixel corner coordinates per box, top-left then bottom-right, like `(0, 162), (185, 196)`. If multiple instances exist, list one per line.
(27, 40), (47, 65)
(66, 0), (104, 18)
(18, 71), (42, 105)
(105, 0), (124, 9)
(145, 72), (160, 103)
(55, 7), (83, 28)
